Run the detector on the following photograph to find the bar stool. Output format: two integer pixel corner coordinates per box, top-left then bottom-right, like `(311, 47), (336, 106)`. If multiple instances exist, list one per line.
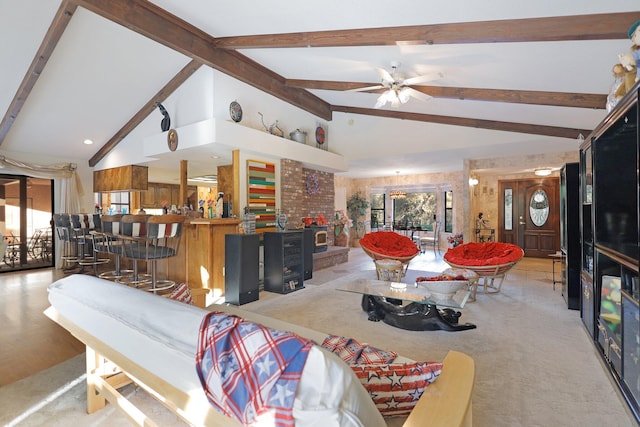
(116, 214), (152, 287)
(119, 214), (185, 292)
(93, 214), (133, 280)
(52, 213), (79, 269)
(70, 214), (109, 275)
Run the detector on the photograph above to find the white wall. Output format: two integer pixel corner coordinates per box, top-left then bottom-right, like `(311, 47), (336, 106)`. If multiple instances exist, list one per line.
(94, 66), (215, 171)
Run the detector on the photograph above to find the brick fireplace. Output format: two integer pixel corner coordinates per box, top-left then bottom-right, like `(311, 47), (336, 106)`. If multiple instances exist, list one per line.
(280, 159), (336, 246)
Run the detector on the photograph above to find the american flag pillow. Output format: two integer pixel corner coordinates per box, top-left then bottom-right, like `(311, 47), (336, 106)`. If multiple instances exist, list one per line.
(321, 334), (397, 365)
(352, 361), (443, 417)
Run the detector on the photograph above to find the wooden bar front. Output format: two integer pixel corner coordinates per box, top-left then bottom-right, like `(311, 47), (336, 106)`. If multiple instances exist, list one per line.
(160, 218), (241, 297)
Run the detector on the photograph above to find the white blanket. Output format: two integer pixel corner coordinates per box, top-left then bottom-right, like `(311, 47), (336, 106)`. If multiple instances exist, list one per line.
(48, 275), (386, 427)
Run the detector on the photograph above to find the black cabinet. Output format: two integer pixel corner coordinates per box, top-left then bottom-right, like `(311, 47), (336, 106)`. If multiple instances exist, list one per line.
(623, 293), (640, 407)
(580, 272), (595, 339)
(263, 231), (305, 294)
(303, 228), (313, 280)
(560, 162), (580, 310)
(580, 141), (595, 333)
(225, 234), (259, 305)
(579, 82), (640, 422)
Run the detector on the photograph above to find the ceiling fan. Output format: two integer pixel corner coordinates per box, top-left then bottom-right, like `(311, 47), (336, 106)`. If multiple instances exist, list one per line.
(350, 62), (442, 108)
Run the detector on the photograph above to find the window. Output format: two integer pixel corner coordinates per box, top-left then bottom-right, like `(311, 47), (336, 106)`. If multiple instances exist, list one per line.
(393, 192), (436, 229)
(444, 190), (453, 233)
(370, 193), (385, 230)
(96, 191), (130, 214)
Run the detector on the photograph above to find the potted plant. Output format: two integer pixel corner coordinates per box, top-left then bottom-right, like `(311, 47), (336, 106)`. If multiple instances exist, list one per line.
(347, 191), (370, 239)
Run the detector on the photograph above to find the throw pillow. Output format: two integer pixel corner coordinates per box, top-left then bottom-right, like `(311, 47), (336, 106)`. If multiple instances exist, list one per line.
(321, 335), (397, 365)
(352, 361), (443, 417)
(168, 282), (194, 305)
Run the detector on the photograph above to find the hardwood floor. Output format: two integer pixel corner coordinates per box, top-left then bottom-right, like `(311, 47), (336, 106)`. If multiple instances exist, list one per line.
(0, 268), (84, 387)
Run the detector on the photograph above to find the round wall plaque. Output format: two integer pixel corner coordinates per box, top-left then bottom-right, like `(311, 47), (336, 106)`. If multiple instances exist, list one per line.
(167, 128), (178, 151)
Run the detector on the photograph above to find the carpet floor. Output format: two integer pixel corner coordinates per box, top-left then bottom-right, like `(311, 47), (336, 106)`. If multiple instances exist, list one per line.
(0, 250), (636, 426)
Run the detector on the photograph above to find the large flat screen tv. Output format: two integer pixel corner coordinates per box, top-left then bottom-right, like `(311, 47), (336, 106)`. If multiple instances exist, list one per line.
(593, 103), (638, 260)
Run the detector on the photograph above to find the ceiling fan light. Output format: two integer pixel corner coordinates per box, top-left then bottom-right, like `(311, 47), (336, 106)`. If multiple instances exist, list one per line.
(398, 87), (411, 103)
(534, 168), (552, 176)
(385, 90), (396, 102)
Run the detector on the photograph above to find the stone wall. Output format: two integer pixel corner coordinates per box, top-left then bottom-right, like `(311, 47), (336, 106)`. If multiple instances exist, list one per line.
(280, 159), (336, 245)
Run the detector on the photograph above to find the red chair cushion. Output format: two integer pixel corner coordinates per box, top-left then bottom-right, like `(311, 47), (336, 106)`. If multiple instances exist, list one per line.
(359, 231), (419, 258)
(444, 242), (523, 266)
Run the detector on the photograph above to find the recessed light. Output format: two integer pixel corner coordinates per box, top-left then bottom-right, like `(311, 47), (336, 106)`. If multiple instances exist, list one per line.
(83, 139), (94, 145)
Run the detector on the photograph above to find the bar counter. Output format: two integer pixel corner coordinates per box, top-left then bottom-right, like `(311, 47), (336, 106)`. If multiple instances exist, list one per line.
(161, 217), (242, 298)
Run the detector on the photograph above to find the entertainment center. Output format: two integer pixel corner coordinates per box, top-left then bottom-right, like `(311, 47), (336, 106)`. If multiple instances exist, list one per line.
(579, 81), (639, 422)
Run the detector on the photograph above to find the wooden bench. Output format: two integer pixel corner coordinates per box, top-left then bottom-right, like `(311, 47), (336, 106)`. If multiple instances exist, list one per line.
(45, 275), (474, 427)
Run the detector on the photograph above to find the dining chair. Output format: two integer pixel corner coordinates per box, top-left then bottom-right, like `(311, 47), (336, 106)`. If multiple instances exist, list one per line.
(419, 221), (440, 254)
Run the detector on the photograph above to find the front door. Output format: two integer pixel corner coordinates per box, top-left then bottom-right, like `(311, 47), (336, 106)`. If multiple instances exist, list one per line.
(498, 178), (559, 257)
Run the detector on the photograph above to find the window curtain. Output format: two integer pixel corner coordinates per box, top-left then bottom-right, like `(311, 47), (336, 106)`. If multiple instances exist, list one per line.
(0, 155), (83, 267)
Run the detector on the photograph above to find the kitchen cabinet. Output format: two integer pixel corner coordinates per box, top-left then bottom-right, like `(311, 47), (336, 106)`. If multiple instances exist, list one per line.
(140, 183), (197, 209)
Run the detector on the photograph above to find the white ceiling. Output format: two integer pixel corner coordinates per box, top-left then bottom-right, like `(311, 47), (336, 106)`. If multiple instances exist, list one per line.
(0, 0), (638, 180)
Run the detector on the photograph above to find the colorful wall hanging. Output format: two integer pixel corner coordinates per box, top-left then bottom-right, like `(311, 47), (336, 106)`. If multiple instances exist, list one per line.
(247, 159), (276, 232)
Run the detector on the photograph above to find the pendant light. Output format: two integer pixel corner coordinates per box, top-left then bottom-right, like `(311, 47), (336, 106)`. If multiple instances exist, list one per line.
(390, 171), (407, 200)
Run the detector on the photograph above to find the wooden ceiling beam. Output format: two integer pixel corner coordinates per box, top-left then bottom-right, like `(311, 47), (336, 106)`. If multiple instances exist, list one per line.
(72, 0), (331, 122)
(0, 1), (77, 146)
(88, 60), (203, 167)
(332, 105), (591, 139)
(215, 12), (640, 49)
(286, 79), (607, 109)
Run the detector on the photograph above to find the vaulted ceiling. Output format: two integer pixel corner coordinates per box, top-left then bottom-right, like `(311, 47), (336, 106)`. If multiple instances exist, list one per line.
(1, 1), (638, 178)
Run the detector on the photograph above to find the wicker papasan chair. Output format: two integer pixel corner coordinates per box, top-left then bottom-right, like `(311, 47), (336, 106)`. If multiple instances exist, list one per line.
(443, 242), (524, 294)
(359, 231), (420, 279)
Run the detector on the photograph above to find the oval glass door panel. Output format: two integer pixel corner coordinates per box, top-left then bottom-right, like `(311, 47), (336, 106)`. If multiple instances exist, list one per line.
(529, 189), (549, 226)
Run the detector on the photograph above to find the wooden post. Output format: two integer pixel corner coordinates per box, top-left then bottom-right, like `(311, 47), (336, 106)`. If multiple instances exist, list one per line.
(180, 160), (188, 208)
(232, 149), (240, 217)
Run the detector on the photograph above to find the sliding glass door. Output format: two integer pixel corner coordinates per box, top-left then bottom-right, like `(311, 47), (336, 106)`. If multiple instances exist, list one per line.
(0, 175), (54, 272)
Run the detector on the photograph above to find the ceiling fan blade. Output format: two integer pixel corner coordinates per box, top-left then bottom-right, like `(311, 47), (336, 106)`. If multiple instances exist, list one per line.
(374, 92), (388, 108)
(375, 67), (394, 85)
(347, 84), (384, 92)
(403, 87), (433, 102)
(402, 72), (444, 86)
